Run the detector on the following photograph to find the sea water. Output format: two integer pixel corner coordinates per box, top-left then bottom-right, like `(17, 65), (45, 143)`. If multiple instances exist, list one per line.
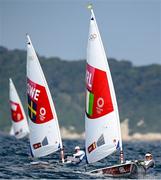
(0, 133), (160, 179)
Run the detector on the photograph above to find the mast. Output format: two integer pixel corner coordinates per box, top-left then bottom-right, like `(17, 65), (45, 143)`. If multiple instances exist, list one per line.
(60, 147), (65, 163)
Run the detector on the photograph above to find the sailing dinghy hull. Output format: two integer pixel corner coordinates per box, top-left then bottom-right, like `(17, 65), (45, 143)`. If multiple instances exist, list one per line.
(89, 162), (138, 178)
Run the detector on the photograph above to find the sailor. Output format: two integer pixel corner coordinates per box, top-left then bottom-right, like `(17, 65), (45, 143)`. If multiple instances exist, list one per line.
(72, 146), (85, 163)
(137, 152), (155, 172)
(65, 146), (86, 164)
(143, 152), (155, 170)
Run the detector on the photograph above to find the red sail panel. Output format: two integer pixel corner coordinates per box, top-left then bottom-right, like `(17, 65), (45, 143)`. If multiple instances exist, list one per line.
(27, 78), (54, 124)
(86, 63), (114, 119)
(10, 101), (24, 122)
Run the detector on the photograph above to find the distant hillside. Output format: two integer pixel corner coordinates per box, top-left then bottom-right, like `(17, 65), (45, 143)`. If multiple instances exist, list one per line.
(0, 46), (161, 134)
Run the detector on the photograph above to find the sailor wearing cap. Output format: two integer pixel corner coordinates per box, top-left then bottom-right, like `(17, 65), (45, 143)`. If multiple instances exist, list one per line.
(143, 152), (155, 170)
(134, 152), (155, 173)
(72, 146), (85, 162)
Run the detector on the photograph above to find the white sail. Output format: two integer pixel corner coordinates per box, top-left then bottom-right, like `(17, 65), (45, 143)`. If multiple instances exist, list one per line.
(26, 34), (63, 158)
(85, 8), (122, 163)
(9, 78), (30, 139)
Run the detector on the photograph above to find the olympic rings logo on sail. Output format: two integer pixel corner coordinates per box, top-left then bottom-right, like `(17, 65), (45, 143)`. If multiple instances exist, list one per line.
(97, 98), (104, 108)
(39, 107), (46, 121)
(89, 33), (97, 40)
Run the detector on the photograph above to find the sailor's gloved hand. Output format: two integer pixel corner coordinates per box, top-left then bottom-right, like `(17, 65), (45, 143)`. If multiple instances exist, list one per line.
(140, 161), (145, 165)
(136, 160), (145, 166)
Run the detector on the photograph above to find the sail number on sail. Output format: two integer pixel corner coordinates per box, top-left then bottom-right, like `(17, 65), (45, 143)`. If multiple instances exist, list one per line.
(10, 101), (24, 122)
(27, 78), (54, 124)
(86, 64), (114, 119)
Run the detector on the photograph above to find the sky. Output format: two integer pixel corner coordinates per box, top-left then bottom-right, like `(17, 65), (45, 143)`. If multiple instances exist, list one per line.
(0, 0), (160, 66)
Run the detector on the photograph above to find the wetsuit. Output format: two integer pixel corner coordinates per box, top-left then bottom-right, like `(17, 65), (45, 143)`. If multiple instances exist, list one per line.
(73, 150), (85, 161)
(144, 159), (155, 170)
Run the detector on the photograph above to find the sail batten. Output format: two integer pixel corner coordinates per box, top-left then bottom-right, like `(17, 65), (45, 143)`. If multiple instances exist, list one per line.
(26, 34), (63, 158)
(85, 8), (122, 163)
